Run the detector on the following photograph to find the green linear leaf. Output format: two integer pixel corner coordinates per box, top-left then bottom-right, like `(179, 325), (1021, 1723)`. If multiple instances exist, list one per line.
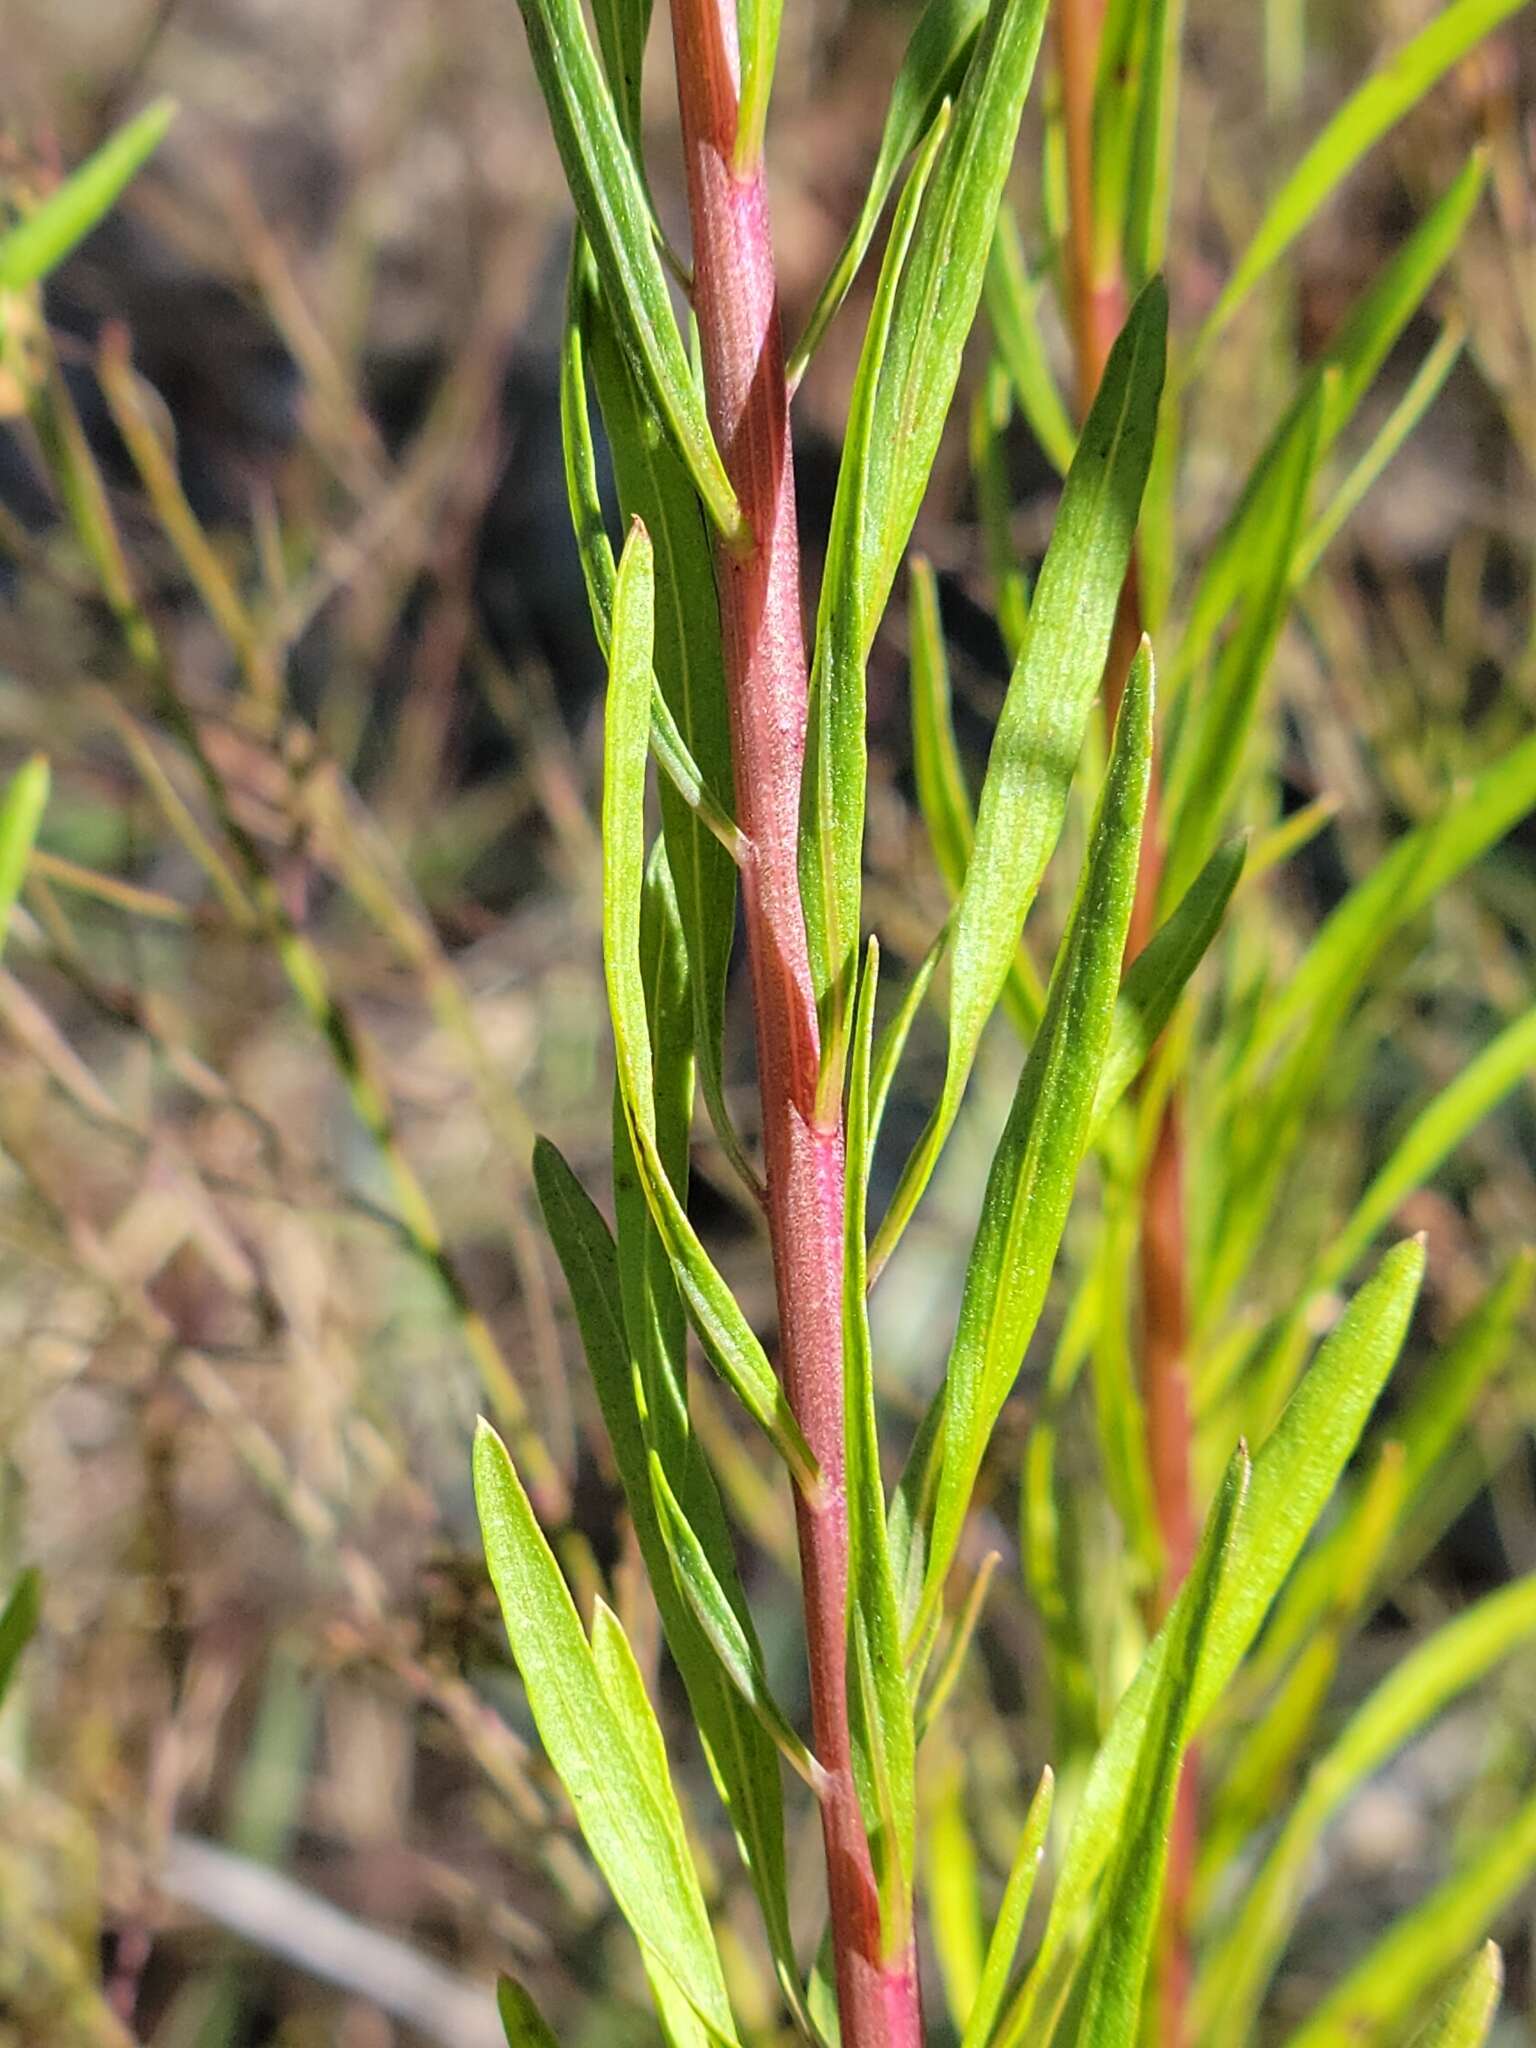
(1182, 152), (1486, 685)
(1123, 0), (1184, 286)
(474, 1421), (739, 2045)
(590, 0), (652, 155)
(875, 281), (1167, 1274)
(565, 249), (751, 1189)
(870, 923), (948, 1167)
(1062, 1448), (1248, 2048)
(531, 1140), (810, 2039)
(1403, 1943), (1503, 2048)
(649, 1451), (824, 1792)
(735, 0), (783, 167)
(512, 0), (743, 542)
(1291, 1858), (1521, 2048)
(916, 640), (1154, 1634)
(498, 1976), (560, 2047)
(984, 206), (1077, 478)
(788, 0), (988, 383)
(845, 939), (917, 1934)
(0, 1568), (41, 1708)
(1089, 834), (1244, 1136)
(961, 1767), (1054, 2048)
(1190, 0), (1518, 364)
(1193, 1572), (1536, 2042)
(998, 1238), (1424, 2047)
(803, 101), (951, 1096)
(1241, 1252), (1535, 1702)
(970, 364), (1032, 662)
(602, 523), (817, 1490)
(857, 0), (1054, 630)
(0, 755), (50, 964)
(1161, 370), (1327, 908)
(1295, 316), (1466, 583)
(0, 99), (175, 290)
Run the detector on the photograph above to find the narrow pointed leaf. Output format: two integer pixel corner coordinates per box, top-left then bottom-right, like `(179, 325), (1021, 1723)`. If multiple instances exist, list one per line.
(512, 0), (744, 542)
(0, 99), (175, 290)
(498, 1977), (560, 2048)
(735, 0), (783, 167)
(1062, 1448), (1248, 2048)
(788, 0), (988, 383)
(870, 922), (948, 1167)
(602, 524), (817, 1489)
(1194, 1569), (1536, 2043)
(473, 1422), (738, 2043)
(532, 1140), (809, 2037)
(916, 641), (1154, 1631)
(1291, 1852), (1521, 2048)
(1191, 0), (1514, 364)
(1403, 1944), (1503, 2048)
(1089, 834), (1244, 1135)
(856, 0), (1054, 631)
(590, 0), (652, 153)
(802, 103), (950, 1085)
(1183, 153), (1486, 682)
(875, 281), (1167, 1275)
(985, 206), (1077, 476)
(1162, 372), (1327, 907)
(844, 940), (917, 1924)
(565, 251), (749, 1186)
(0, 1568), (41, 1708)
(961, 1767), (1054, 2048)
(649, 1451), (824, 1793)
(0, 755), (50, 963)
(998, 1238), (1424, 2046)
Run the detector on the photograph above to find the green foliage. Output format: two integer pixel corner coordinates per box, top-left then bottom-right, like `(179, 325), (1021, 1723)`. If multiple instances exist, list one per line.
(471, 0), (1536, 2038)
(0, 100), (175, 291)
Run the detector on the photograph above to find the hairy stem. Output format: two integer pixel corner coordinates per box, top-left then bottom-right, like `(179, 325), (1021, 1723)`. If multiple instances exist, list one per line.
(1056, 1), (1196, 2038)
(665, 6), (920, 2040)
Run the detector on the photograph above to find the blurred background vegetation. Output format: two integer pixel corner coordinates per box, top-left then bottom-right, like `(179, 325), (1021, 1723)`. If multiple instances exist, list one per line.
(0, 0), (1534, 2041)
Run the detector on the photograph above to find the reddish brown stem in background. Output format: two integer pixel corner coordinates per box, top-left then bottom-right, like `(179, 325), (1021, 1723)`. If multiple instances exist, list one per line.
(1057, 2), (1196, 2041)
(666, 6), (921, 2042)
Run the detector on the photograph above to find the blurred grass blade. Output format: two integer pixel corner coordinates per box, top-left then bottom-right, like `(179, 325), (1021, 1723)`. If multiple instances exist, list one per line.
(602, 522), (818, 1490)
(925, 1741), (985, 2029)
(531, 1141), (810, 2038)
(0, 756), (50, 964)
(984, 205), (1077, 476)
(1062, 1449), (1248, 2048)
(1403, 1944), (1503, 2048)
(788, 0), (988, 383)
(0, 99), (175, 290)
(1089, 834), (1244, 1136)
(497, 1977), (560, 2047)
(999, 1238), (1424, 2046)
(474, 1422), (740, 2044)
(1182, 153), (1486, 682)
(856, 0), (1054, 632)
(0, 1568), (41, 1708)
(568, 249), (751, 1190)
(916, 643), (1154, 1632)
(1286, 1820), (1527, 2047)
(1162, 373), (1326, 907)
(844, 940), (918, 1928)
(1123, 0), (1184, 285)
(971, 363), (1032, 662)
(960, 1767), (1054, 2048)
(1194, 1570), (1536, 2042)
(875, 283), (1166, 1275)
(1295, 317), (1466, 582)
(735, 0), (782, 166)
(803, 102), (950, 1095)
(1190, 0), (1514, 365)
(512, 0), (743, 543)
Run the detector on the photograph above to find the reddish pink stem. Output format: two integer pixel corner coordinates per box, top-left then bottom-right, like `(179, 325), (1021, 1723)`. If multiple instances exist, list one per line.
(665, 4), (920, 2040)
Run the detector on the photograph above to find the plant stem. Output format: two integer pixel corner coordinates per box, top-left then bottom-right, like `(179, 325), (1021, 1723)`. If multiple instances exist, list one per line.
(1056, 1), (1196, 2038)
(665, 6), (920, 2040)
